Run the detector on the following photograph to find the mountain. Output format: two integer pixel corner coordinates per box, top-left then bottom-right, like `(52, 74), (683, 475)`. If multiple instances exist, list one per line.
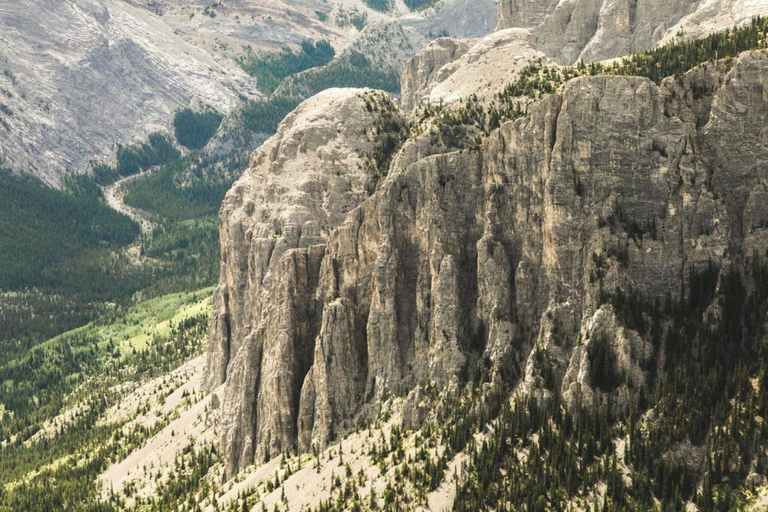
(0, 0), (497, 185)
(0, 0), (254, 185)
(3, 0), (768, 510)
(202, 16), (768, 510)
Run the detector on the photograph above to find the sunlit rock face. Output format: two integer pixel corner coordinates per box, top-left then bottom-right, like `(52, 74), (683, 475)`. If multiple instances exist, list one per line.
(496, 0), (768, 64)
(209, 51), (768, 476)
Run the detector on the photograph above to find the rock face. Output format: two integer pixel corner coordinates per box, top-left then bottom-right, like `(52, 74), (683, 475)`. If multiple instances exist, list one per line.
(400, 29), (548, 111)
(204, 88), (407, 470)
(400, 37), (473, 111)
(209, 50), (768, 476)
(496, 0), (768, 64)
(400, 0), (498, 41)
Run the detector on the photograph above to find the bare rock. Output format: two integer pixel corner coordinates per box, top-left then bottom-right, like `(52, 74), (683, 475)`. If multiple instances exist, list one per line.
(211, 51), (768, 476)
(400, 28), (549, 110)
(400, 37), (473, 111)
(206, 88), (407, 474)
(496, 0), (768, 64)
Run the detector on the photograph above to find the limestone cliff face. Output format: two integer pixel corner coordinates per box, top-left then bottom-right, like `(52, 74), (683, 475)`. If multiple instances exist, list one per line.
(203, 88), (406, 470)
(399, 0), (767, 111)
(496, 0), (768, 64)
(400, 37), (473, 111)
(209, 51), (768, 476)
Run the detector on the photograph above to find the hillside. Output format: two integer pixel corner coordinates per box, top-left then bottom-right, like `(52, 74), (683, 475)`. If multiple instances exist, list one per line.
(0, 0), (497, 185)
(0, 288), (213, 510)
(205, 18), (768, 510)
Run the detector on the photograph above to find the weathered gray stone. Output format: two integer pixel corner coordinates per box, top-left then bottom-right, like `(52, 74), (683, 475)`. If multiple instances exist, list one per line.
(496, 0), (768, 64)
(400, 37), (473, 111)
(210, 51), (768, 476)
(205, 88), (408, 474)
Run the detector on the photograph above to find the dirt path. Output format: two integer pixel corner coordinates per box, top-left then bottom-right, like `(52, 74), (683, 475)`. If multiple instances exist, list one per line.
(103, 170), (156, 236)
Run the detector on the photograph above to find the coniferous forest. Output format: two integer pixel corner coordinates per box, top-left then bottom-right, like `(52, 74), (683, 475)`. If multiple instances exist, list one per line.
(239, 42), (401, 135)
(238, 40), (336, 95)
(173, 108), (224, 150)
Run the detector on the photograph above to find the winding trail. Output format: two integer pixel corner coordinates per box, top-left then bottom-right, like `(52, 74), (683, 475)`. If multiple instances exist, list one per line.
(103, 170), (156, 236)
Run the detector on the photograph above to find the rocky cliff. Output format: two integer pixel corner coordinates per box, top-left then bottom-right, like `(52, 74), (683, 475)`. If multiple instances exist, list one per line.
(204, 87), (411, 470)
(400, 0), (768, 112)
(400, 28), (548, 111)
(207, 46), (768, 477)
(497, 0), (768, 63)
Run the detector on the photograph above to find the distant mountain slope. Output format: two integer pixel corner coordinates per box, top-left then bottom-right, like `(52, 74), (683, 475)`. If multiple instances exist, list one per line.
(0, 0), (258, 185)
(0, 0), (497, 186)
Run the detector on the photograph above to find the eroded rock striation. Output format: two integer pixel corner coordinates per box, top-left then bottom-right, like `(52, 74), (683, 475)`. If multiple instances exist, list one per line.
(209, 50), (768, 476)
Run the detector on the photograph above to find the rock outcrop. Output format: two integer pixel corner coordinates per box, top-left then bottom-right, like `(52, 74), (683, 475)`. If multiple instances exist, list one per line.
(209, 49), (768, 477)
(400, 37), (473, 111)
(496, 0), (768, 64)
(400, 28), (548, 111)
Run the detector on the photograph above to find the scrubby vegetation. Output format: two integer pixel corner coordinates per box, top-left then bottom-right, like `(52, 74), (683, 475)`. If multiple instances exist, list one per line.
(144, 441), (220, 510)
(359, 91), (411, 190)
(597, 15), (768, 84)
(491, 14), (768, 115)
(0, 290), (211, 511)
(334, 7), (367, 31)
(411, 94), (527, 152)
